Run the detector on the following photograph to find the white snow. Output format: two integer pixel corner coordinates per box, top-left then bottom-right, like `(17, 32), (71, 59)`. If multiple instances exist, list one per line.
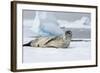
(23, 41), (91, 63)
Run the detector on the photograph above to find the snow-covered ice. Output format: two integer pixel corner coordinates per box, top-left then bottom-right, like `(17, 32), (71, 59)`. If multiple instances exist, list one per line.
(23, 41), (91, 63)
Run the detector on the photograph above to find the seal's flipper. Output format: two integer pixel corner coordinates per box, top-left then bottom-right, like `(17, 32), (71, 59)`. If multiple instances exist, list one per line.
(23, 41), (32, 46)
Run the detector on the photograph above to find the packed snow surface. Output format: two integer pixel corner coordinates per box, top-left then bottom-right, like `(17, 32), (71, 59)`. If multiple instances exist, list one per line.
(23, 40), (91, 63)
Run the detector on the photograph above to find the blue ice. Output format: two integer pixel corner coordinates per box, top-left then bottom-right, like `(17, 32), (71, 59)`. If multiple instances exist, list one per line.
(31, 11), (64, 37)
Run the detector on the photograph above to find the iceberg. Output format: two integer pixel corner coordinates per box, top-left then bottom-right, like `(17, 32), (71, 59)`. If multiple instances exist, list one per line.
(31, 11), (64, 36)
(57, 16), (91, 28)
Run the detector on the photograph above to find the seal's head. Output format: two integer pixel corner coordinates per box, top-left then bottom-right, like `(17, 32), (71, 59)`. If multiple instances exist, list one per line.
(63, 30), (72, 48)
(64, 30), (72, 39)
(65, 30), (72, 35)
